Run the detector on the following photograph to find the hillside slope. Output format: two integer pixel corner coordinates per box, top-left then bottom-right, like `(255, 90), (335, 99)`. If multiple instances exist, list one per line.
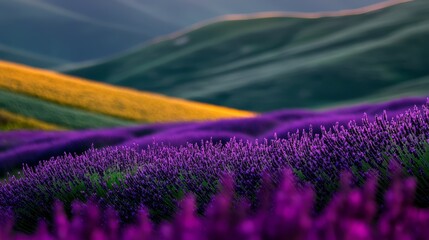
(0, 0), (382, 66)
(0, 0), (175, 66)
(67, 0), (429, 112)
(80, 0), (381, 27)
(0, 44), (69, 69)
(0, 61), (253, 130)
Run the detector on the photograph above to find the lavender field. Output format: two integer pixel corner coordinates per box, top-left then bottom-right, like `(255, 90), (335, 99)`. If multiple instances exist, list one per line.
(1, 1), (429, 239)
(1, 97), (426, 174)
(2, 169), (427, 239)
(2, 96), (429, 239)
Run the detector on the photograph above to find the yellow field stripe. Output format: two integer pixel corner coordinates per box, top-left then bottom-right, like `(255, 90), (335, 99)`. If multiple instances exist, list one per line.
(0, 109), (61, 130)
(0, 61), (255, 123)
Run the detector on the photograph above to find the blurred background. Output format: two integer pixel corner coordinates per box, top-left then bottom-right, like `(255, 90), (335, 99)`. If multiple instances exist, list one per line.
(0, 0), (385, 64)
(0, 0), (428, 125)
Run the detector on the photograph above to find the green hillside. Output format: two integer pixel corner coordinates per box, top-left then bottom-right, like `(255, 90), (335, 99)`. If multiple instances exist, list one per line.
(67, 0), (429, 112)
(0, 44), (69, 69)
(0, 0), (382, 67)
(0, 0), (174, 65)
(0, 61), (253, 130)
(0, 89), (133, 129)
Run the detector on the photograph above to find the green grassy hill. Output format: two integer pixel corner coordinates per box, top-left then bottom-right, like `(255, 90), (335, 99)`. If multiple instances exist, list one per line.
(66, 0), (429, 112)
(0, 44), (70, 69)
(0, 0), (382, 67)
(0, 0), (175, 66)
(0, 61), (253, 130)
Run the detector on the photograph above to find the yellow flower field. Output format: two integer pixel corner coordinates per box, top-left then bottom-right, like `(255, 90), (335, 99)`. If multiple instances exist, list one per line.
(0, 61), (255, 123)
(0, 109), (60, 130)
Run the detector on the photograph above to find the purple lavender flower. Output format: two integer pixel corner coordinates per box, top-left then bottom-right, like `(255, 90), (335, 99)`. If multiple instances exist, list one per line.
(1, 100), (429, 232)
(0, 97), (426, 175)
(2, 169), (429, 240)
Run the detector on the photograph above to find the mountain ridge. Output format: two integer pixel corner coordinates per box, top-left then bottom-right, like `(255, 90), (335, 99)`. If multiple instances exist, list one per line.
(66, 0), (429, 112)
(0, 0), (385, 66)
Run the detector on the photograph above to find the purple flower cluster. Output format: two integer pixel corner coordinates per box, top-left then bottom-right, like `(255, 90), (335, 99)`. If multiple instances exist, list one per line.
(1, 99), (429, 231)
(0, 97), (426, 174)
(2, 169), (428, 240)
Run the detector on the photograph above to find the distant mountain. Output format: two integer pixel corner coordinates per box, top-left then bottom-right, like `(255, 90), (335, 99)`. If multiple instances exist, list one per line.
(95, 0), (383, 27)
(65, 0), (429, 112)
(0, 0), (383, 67)
(0, 61), (253, 130)
(0, 0), (176, 67)
(0, 44), (70, 68)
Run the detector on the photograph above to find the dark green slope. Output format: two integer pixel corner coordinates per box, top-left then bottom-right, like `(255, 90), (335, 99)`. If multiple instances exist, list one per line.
(100, 0), (382, 27)
(0, 44), (69, 69)
(0, 0), (176, 65)
(0, 0), (382, 67)
(33, 0), (179, 37)
(67, 0), (429, 112)
(0, 89), (133, 129)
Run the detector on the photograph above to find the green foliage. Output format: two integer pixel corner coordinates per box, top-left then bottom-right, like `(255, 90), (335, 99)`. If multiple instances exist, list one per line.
(0, 89), (134, 129)
(68, 0), (429, 111)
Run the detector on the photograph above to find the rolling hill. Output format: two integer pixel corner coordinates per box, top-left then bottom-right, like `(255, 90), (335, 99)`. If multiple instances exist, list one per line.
(0, 44), (69, 69)
(66, 0), (429, 112)
(0, 61), (253, 130)
(0, 0), (383, 67)
(0, 0), (175, 67)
